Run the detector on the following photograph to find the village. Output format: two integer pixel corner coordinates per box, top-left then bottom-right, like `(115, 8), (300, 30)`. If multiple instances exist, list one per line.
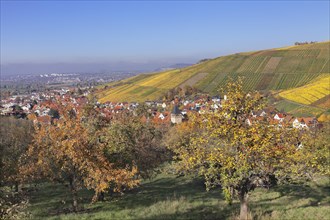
(0, 87), (321, 130)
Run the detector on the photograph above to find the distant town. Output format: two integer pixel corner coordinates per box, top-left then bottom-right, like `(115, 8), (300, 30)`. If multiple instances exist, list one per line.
(0, 71), (141, 96)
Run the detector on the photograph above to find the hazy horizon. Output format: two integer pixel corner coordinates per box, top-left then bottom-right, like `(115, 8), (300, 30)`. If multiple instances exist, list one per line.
(0, 59), (199, 76)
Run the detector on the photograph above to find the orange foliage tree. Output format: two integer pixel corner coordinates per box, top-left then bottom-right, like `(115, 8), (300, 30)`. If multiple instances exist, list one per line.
(20, 103), (139, 211)
(0, 117), (34, 190)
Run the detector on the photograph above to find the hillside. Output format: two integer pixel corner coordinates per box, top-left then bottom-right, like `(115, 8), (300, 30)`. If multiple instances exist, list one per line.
(97, 41), (329, 103)
(279, 75), (330, 108)
(274, 74), (330, 120)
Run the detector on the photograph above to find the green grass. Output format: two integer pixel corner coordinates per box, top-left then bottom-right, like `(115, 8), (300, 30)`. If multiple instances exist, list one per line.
(273, 99), (327, 117)
(97, 41), (330, 103)
(273, 100), (302, 113)
(288, 106), (325, 118)
(26, 173), (330, 220)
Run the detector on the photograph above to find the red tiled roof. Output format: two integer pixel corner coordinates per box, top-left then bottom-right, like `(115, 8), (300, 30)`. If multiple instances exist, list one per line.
(37, 115), (51, 124)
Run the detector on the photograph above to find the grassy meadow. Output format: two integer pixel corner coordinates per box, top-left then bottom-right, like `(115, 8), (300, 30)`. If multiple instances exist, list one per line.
(27, 173), (330, 220)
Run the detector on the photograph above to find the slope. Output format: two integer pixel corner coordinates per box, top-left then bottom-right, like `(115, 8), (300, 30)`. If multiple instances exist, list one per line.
(279, 74), (330, 107)
(97, 41), (330, 103)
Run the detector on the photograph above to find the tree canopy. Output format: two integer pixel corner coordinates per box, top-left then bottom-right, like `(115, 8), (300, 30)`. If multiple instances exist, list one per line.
(0, 117), (34, 188)
(167, 78), (321, 220)
(20, 103), (139, 211)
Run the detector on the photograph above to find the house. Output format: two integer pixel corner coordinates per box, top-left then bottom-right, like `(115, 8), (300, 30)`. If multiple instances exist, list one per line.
(212, 103), (220, 110)
(158, 113), (165, 120)
(212, 96), (221, 103)
(291, 117), (318, 129)
(274, 113), (285, 122)
(152, 111), (171, 125)
(245, 118), (252, 126)
(292, 118), (301, 128)
(183, 100), (190, 106)
(181, 109), (188, 115)
(257, 110), (267, 117)
(300, 117), (317, 129)
(145, 101), (154, 106)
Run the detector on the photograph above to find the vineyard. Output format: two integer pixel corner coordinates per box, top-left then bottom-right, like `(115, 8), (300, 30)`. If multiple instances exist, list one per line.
(99, 68), (202, 102)
(98, 41), (330, 103)
(279, 75), (330, 106)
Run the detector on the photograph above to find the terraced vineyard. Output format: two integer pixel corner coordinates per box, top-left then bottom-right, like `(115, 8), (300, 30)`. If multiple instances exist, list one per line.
(98, 41), (330, 103)
(279, 75), (330, 106)
(98, 68), (201, 102)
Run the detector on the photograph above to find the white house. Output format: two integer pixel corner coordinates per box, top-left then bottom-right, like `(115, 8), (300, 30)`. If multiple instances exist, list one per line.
(212, 96), (221, 103)
(158, 113), (165, 120)
(274, 113), (285, 122)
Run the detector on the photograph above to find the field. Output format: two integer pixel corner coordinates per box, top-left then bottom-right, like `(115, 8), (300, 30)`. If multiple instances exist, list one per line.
(273, 99), (327, 118)
(97, 41), (330, 103)
(273, 100), (302, 113)
(279, 75), (330, 106)
(26, 173), (330, 220)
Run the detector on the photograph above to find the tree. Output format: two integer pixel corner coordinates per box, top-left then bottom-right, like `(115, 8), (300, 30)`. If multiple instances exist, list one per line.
(0, 117), (34, 190)
(168, 78), (307, 220)
(102, 113), (169, 179)
(135, 103), (151, 118)
(294, 123), (330, 176)
(182, 85), (191, 96)
(0, 117), (33, 220)
(20, 102), (139, 211)
(48, 108), (60, 119)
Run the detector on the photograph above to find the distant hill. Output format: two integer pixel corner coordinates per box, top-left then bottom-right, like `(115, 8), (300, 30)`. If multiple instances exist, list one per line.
(97, 41), (329, 103)
(154, 63), (193, 72)
(169, 63), (193, 69)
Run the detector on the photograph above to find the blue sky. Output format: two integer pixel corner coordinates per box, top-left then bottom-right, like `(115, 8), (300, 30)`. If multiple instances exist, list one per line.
(1, 1), (329, 73)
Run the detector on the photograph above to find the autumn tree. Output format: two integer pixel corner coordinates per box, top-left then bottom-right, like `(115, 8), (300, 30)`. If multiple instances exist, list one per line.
(135, 103), (151, 118)
(0, 117), (34, 190)
(168, 78), (308, 220)
(293, 123), (330, 176)
(48, 108), (60, 119)
(102, 112), (170, 179)
(20, 103), (139, 211)
(0, 117), (33, 219)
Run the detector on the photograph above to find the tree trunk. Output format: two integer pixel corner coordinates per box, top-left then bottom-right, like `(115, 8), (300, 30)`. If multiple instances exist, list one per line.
(98, 192), (105, 201)
(69, 177), (78, 212)
(92, 191), (105, 202)
(239, 192), (249, 220)
(14, 182), (19, 192)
